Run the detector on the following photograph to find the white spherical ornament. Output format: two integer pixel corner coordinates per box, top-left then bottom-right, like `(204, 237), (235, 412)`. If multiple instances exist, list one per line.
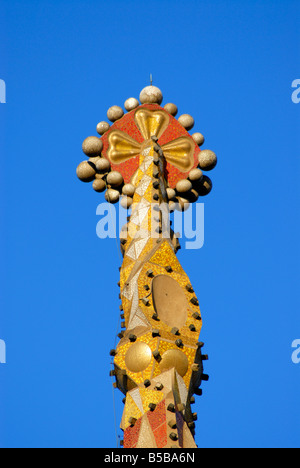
(105, 189), (120, 204)
(122, 183), (135, 197)
(97, 121), (110, 135)
(120, 196), (133, 209)
(76, 161), (96, 182)
(124, 98), (139, 111)
(188, 168), (203, 182)
(107, 105), (124, 122)
(82, 137), (103, 156)
(95, 158), (110, 173)
(106, 171), (124, 187)
(176, 179), (192, 193)
(92, 178), (106, 193)
(198, 150), (217, 171)
(164, 103), (178, 116)
(176, 197), (190, 212)
(192, 132), (205, 146)
(166, 188), (176, 200)
(139, 86), (163, 105)
(178, 114), (194, 131)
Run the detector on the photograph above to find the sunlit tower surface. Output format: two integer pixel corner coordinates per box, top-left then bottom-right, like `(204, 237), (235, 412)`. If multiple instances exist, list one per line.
(76, 85), (217, 448)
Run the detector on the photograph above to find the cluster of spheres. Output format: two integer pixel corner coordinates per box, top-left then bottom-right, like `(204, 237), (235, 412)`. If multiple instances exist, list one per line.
(76, 85), (217, 210)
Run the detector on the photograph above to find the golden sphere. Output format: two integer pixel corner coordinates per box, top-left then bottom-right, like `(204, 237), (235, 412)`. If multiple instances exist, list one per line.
(164, 103), (178, 116)
(125, 342), (152, 373)
(178, 114), (194, 131)
(159, 349), (189, 377)
(95, 158), (110, 173)
(176, 179), (192, 193)
(192, 132), (205, 146)
(139, 86), (163, 105)
(120, 195), (133, 209)
(106, 171), (124, 187)
(198, 150), (217, 171)
(76, 161), (96, 182)
(166, 188), (176, 201)
(124, 98), (139, 111)
(82, 137), (103, 157)
(176, 197), (190, 212)
(105, 189), (120, 204)
(92, 178), (106, 193)
(188, 168), (203, 182)
(107, 105), (124, 122)
(97, 121), (110, 135)
(122, 183), (135, 197)
(88, 156), (100, 166)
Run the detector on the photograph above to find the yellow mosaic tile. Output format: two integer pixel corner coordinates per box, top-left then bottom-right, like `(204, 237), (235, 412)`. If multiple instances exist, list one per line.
(123, 394), (143, 430)
(148, 241), (184, 272)
(139, 388), (165, 413)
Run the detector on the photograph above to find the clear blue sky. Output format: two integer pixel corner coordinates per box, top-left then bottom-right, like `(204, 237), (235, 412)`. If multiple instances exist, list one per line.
(0, 0), (299, 448)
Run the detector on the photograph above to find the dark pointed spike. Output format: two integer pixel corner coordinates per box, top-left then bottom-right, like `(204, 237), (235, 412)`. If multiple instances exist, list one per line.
(152, 313), (160, 321)
(152, 350), (161, 361)
(192, 312), (201, 320)
(154, 382), (164, 391)
(185, 283), (194, 293)
(148, 403), (156, 412)
(167, 403), (175, 413)
(129, 334), (137, 342)
(129, 417), (137, 426)
(168, 419), (177, 429)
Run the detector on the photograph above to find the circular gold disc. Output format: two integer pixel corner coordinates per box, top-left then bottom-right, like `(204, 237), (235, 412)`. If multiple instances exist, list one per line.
(125, 342), (152, 373)
(159, 349), (189, 377)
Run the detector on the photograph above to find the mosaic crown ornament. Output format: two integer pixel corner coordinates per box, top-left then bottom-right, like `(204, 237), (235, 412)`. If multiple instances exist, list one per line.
(77, 85), (217, 448)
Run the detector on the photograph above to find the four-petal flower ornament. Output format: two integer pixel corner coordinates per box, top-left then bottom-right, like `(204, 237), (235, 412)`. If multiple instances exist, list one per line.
(76, 85), (217, 210)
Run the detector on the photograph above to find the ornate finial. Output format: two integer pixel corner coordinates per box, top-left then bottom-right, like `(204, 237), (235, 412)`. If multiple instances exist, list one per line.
(76, 85), (217, 448)
(76, 85), (217, 208)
